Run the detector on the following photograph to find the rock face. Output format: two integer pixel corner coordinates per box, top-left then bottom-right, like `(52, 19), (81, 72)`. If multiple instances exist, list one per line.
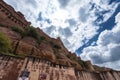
(0, 0), (120, 80)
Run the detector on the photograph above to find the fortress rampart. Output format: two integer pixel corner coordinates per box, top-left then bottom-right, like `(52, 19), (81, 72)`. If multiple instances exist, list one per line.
(0, 0), (31, 28)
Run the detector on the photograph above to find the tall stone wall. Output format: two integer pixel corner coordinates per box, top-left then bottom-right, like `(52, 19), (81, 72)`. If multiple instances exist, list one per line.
(25, 58), (76, 80)
(0, 55), (24, 80)
(0, 55), (120, 80)
(0, 0), (31, 29)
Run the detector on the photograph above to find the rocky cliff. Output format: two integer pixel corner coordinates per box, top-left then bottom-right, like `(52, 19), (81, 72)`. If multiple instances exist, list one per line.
(0, 0), (120, 80)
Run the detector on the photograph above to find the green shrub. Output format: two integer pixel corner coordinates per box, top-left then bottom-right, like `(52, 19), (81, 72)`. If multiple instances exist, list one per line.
(24, 26), (46, 44)
(54, 44), (61, 49)
(12, 26), (24, 35)
(41, 36), (46, 40)
(25, 26), (39, 39)
(1, 52), (25, 58)
(0, 32), (11, 53)
(77, 60), (88, 68)
(12, 26), (45, 44)
(37, 36), (42, 44)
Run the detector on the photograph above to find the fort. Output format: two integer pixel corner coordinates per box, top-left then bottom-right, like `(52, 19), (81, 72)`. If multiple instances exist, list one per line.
(0, 0), (120, 80)
(0, 0), (31, 29)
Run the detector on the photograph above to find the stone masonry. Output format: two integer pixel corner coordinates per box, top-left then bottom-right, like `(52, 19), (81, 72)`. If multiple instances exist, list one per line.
(0, 55), (120, 80)
(0, 0), (31, 29)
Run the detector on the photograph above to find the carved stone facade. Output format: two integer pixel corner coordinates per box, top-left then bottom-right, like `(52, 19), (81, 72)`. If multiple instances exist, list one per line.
(24, 57), (76, 80)
(0, 55), (120, 80)
(0, 0), (31, 29)
(0, 56), (24, 80)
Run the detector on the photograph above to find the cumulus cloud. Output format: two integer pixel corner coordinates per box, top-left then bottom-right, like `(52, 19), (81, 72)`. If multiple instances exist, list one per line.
(80, 12), (120, 70)
(58, 27), (72, 37)
(67, 19), (76, 26)
(44, 25), (56, 35)
(37, 12), (43, 21)
(4, 0), (119, 53)
(58, 0), (70, 8)
(79, 7), (89, 22)
(99, 60), (120, 70)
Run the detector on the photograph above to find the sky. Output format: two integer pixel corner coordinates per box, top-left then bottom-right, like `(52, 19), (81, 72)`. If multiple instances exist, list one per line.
(4, 0), (120, 70)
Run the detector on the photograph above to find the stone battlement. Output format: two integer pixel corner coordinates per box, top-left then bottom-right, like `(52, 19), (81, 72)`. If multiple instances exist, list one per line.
(0, 0), (31, 28)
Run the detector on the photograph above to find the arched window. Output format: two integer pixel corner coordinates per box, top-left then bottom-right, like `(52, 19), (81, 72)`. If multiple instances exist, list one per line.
(8, 16), (11, 19)
(1, 9), (5, 12)
(11, 18), (14, 21)
(14, 19), (17, 23)
(0, 6), (1, 9)
(5, 12), (9, 15)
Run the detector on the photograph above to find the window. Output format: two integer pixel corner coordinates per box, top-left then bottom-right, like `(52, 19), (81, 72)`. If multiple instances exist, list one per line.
(15, 20), (17, 23)
(8, 16), (11, 19)
(5, 12), (9, 15)
(1, 9), (5, 12)
(11, 18), (14, 21)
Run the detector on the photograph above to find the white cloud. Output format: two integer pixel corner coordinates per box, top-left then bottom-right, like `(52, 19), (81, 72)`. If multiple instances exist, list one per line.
(80, 12), (120, 70)
(4, 0), (119, 54)
(99, 60), (120, 70)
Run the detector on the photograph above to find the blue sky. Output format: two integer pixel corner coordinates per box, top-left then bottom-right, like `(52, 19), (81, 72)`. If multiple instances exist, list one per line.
(4, 0), (120, 70)
(76, 3), (120, 54)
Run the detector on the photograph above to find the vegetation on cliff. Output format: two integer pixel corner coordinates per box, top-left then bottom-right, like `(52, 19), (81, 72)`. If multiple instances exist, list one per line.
(0, 32), (11, 53)
(12, 26), (24, 35)
(12, 26), (45, 44)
